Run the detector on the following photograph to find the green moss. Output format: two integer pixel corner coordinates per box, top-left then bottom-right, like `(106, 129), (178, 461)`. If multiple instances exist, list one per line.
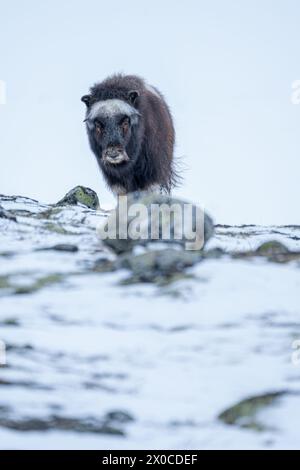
(232, 241), (300, 264)
(218, 391), (286, 431)
(0, 276), (10, 289)
(56, 186), (99, 210)
(36, 207), (63, 220)
(14, 274), (63, 295)
(256, 241), (289, 256)
(43, 223), (70, 235)
(0, 273), (64, 295)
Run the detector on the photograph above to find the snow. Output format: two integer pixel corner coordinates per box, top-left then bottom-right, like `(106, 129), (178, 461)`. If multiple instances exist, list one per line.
(0, 196), (300, 449)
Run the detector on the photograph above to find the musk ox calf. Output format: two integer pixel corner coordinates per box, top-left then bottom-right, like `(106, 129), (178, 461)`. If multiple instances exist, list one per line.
(81, 74), (177, 195)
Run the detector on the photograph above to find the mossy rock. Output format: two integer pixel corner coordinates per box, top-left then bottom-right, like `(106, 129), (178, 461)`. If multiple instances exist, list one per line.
(43, 223), (71, 235)
(256, 241), (290, 256)
(255, 241), (300, 263)
(14, 274), (64, 295)
(232, 241), (300, 264)
(218, 391), (286, 431)
(0, 276), (10, 290)
(117, 248), (202, 284)
(0, 273), (64, 296)
(56, 186), (99, 210)
(35, 206), (64, 220)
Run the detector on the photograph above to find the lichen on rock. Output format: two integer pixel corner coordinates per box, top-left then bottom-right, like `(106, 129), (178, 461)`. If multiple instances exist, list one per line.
(218, 391), (286, 432)
(56, 186), (100, 210)
(233, 239), (300, 263)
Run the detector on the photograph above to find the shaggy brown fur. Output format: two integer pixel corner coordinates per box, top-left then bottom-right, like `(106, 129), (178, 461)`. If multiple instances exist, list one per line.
(81, 74), (178, 194)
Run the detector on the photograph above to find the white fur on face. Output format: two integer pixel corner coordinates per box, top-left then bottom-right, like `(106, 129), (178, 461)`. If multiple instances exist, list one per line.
(87, 99), (140, 124)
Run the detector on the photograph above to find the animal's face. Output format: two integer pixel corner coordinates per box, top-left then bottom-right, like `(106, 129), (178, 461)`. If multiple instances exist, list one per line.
(82, 97), (140, 167)
(90, 113), (132, 165)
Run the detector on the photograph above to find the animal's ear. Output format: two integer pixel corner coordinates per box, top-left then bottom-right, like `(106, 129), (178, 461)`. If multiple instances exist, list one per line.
(81, 94), (91, 107)
(128, 90), (139, 105)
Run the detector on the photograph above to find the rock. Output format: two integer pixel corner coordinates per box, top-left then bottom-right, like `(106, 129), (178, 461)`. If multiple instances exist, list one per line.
(232, 240), (300, 264)
(117, 248), (202, 284)
(36, 244), (79, 253)
(218, 391), (286, 431)
(99, 191), (214, 254)
(255, 241), (300, 263)
(256, 241), (290, 256)
(0, 205), (17, 222)
(105, 411), (134, 423)
(3, 274), (64, 295)
(56, 186), (99, 210)
(0, 318), (20, 327)
(0, 412), (132, 435)
(93, 256), (117, 273)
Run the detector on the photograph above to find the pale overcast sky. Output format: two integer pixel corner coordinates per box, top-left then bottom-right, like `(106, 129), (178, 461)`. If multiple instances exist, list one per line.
(0, 0), (299, 224)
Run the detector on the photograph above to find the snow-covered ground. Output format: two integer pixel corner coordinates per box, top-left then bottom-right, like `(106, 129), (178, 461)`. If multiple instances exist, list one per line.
(0, 195), (300, 449)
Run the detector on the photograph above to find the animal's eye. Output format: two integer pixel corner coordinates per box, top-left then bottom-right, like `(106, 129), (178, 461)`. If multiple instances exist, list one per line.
(121, 117), (130, 134)
(95, 120), (104, 133)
